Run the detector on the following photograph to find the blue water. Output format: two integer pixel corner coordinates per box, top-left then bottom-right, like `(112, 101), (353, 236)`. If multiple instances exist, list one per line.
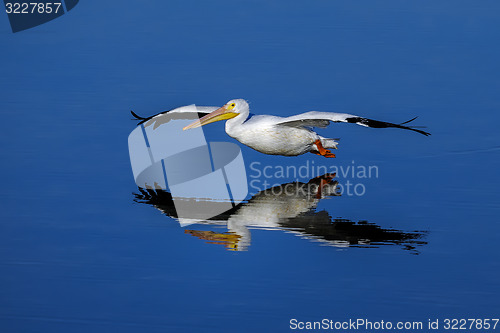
(1, 1), (499, 332)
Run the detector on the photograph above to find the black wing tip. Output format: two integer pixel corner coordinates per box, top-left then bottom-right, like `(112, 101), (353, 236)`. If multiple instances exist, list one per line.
(398, 124), (431, 136)
(400, 116), (418, 125)
(401, 116), (431, 136)
(398, 116), (431, 136)
(130, 110), (152, 126)
(346, 116), (431, 136)
(130, 110), (145, 120)
(130, 108), (177, 123)
(412, 128), (431, 136)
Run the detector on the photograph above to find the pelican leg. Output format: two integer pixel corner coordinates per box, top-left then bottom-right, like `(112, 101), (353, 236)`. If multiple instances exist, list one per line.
(313, 139), (336, 158)
(314, 173), (336, 198)
(315, 179), (327, 198)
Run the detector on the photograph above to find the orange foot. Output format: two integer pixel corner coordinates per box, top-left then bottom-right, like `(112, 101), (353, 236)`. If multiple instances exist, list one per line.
(311, 173), (337, 198)
(312, 139), (336, 158)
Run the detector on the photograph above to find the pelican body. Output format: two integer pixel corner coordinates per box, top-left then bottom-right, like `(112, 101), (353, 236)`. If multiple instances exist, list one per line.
(181, 99), (430, 158)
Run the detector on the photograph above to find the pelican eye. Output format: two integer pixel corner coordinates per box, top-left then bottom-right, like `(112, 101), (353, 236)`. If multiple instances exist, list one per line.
(228, 103), (236, 110)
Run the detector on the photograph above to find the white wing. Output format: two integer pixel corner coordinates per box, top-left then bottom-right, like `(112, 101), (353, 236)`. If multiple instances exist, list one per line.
(131, 105), (219, 130)
(275, 111), (430, 136)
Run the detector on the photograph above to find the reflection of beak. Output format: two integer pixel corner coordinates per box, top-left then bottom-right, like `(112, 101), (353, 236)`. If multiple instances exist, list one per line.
(183, 105), (239, 130)
(184, 230), (241, 251)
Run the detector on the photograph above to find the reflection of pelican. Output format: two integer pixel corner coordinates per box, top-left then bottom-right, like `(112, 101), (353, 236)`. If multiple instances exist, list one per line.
(181, 99), (430, 158)
(133, 174), (427, 253)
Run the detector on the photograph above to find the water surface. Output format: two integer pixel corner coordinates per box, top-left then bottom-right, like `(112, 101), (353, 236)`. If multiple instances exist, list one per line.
(1, 1), (499, 332)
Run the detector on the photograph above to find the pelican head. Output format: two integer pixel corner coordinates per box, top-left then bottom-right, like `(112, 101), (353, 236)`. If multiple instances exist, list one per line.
(183, 99), (248, 130)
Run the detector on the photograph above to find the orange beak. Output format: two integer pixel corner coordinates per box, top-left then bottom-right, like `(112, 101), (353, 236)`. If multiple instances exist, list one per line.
(183, 105), (239, 130)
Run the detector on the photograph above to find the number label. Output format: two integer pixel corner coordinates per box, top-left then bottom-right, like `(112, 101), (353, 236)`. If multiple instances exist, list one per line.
(5, 2), (63, 14)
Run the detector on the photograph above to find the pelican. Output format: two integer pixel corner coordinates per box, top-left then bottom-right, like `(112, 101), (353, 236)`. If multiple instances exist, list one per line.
(181, 99), (430, 158)
(132, 99), (430, 158)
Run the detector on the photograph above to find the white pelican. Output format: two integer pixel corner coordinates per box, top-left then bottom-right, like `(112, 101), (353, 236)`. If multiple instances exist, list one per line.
(182, 99), (430, 158)
(132, 99), (430, 158)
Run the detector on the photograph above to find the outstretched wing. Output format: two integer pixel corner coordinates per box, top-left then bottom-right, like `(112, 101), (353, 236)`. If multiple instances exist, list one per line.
(131, 106), (218, 130)
(276, 111), (430, 136)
